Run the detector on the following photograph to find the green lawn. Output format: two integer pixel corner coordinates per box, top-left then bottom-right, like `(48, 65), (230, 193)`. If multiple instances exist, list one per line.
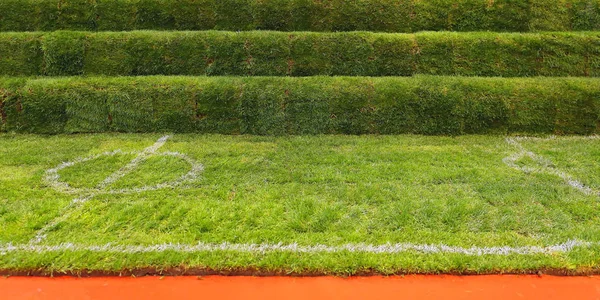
(1, 134), (600, 275)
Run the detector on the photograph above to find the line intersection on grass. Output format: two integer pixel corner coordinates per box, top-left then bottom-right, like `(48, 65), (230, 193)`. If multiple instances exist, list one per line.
(30, 135), (205, 245)
(1, 136), (594, 257)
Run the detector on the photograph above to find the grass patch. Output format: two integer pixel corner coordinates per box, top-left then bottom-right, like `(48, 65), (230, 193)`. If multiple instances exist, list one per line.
(1, 134), (600, 274)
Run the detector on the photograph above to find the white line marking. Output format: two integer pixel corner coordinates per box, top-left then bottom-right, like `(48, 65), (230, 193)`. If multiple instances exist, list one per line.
(44, 150), (203, 195)
(11, 136), (597, 258)
(98, 135), (171, 188)
(507, 135), (600, 141)
(0, 240), (591, 256)
(29, 195), (94, 244)
(31, 135), (189, 244)
(504, 137), (599, 196)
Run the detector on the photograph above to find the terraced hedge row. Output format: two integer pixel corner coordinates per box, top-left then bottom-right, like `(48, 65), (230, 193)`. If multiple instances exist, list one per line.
(2, 31), (599, 77)
(1, 0), (599, 32)
(1, 76), (598, 135)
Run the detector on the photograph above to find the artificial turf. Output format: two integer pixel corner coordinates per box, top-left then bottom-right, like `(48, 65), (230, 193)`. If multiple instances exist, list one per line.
(1, 134), (600, 275)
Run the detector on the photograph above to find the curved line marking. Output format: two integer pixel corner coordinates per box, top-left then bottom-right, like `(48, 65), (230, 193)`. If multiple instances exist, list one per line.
(18, 135), (599, 256)
(32, 135), (204, 244)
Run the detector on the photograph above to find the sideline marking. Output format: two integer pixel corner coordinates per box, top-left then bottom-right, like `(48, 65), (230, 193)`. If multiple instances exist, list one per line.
(504, 137), (599, 196)
(30, 135), (203, 244)
(0, 239), (591, 256)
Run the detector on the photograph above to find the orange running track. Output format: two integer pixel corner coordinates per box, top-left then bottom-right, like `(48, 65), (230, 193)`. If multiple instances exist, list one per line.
(2, 275), (600, 299)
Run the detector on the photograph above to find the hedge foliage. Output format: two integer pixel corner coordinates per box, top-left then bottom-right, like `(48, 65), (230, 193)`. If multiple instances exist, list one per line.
(1, 31), (599, 77)
(1, 76), (599, 135)
(1, 0), (599, 32)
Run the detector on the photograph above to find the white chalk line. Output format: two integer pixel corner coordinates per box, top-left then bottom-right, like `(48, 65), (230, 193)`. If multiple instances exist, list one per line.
(13, 135), (599, 257)
(504, 137), (600, 196)
(30, 135), (204, 245)
(29, 195), (94, 244)
(507, 135), (600, 141)
(0, 239), (593, 256)
(44, 150), (203, 195)
(98, 135), (170, 188)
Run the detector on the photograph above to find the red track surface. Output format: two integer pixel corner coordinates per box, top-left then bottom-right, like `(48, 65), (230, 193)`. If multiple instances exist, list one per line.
(3, 275), (600, 299)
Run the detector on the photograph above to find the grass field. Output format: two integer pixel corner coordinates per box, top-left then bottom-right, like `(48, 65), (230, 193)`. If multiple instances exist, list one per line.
(1, 134), (600, 275)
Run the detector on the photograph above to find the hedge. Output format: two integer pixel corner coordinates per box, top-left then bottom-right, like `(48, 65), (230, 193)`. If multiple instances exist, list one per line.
(1, 0), (599, 32)
(0, 0), (600, 32)
(0, 33), (44, 76)
(1, 31), (599, 77)
(1, 76), (599, 135)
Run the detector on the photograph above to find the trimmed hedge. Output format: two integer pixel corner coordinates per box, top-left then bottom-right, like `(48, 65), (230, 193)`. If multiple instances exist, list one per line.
(0, 33), (44, 76)
(1, 76), (599, 135)
(1, 31), (599, 77)
(1, 0), (599, 32)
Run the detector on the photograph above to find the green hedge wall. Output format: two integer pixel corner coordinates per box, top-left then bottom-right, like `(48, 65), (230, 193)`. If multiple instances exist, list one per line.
(0, 33), (44, 76)
(1, 31), (599, 77)
(1, 0), (599, 32)
(1, 76), (599, 135)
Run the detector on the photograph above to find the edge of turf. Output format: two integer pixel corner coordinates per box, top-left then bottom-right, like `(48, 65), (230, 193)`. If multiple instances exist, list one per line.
(2, 267), (600, 277)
